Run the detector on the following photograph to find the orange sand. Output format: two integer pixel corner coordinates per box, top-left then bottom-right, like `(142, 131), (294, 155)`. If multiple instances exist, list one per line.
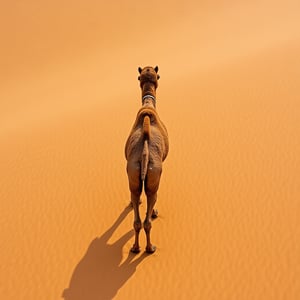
(1, 1), (300, 299)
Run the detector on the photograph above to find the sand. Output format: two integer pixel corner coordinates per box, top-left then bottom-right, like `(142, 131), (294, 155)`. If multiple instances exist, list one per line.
(1, 1), (300, 299)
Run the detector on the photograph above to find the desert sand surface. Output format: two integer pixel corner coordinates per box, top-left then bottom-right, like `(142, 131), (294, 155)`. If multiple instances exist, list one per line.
(1, 1), (300, 299)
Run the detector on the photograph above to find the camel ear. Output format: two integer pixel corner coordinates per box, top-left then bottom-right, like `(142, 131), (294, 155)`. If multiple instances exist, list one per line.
(157, 74), (160, 80)
(138, 67), (142, 74)
(154, 66), (159, 73)
(138, 76), (140, 80)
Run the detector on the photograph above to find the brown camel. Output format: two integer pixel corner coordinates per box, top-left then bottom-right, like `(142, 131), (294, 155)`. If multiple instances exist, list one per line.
(125, 66), (169, 254)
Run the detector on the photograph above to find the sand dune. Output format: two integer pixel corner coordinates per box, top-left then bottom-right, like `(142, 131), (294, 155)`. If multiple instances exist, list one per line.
(1, 1), (300, 299)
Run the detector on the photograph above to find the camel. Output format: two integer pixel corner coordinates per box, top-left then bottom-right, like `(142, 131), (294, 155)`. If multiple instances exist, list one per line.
(125, 66), (169, 254)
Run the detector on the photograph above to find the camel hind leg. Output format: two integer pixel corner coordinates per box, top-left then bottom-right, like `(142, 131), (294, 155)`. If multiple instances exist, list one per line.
(144, 192), (157, 253)
(144, 163), (162, 253)
(131, 191), (142, 253)
(127, 162), (143, 253)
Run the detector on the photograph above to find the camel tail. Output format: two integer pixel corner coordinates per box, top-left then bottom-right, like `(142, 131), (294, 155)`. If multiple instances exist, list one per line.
(141, 115), (150, 181)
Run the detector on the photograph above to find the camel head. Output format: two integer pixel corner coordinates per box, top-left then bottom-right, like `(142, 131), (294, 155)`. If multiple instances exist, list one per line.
(138, 66), (160, 89)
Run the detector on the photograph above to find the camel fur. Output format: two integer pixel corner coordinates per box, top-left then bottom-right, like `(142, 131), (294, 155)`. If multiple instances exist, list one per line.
(125, 66), (169, 253)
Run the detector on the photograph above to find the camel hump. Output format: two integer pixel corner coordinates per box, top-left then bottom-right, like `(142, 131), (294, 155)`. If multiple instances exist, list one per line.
(143, 115), (151, 139)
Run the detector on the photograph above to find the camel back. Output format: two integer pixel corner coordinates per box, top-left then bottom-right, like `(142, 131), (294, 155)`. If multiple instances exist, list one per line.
(130, 107), (169, 159)
(132, 107), (168, 137)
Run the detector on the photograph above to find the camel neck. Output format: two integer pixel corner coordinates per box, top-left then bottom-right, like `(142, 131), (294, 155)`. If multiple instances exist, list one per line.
(141, 82), (156, 98)
(141, 82), (156, 108)
(142, 94), (156, 108)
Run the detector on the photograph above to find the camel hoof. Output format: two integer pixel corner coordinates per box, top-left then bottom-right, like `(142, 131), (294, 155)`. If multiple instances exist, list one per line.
(151, 209), (158, 219)
(131, 245), (141, 253)
(145, 245), (156, 254)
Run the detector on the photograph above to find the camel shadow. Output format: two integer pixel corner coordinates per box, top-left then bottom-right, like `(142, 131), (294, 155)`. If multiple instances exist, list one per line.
(62, 206), (148, 300)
